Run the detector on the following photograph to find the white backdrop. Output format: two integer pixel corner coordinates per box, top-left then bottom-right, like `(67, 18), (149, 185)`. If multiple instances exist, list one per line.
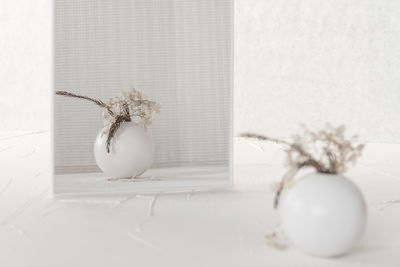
(1, 0), (400, 142)
(0, 0), (51, 131)
(235, 0), (400, 143)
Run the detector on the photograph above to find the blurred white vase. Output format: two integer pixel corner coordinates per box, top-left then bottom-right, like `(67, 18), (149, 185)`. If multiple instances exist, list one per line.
(280, 173), (367, 257)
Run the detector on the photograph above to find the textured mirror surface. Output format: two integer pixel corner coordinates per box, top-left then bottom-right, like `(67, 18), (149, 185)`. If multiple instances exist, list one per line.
(54, 0), (232, 195)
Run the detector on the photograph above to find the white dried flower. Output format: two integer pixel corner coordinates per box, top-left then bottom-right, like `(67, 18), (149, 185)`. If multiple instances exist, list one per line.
(241, 124), (365, 208)
(101, 88), (161, 135)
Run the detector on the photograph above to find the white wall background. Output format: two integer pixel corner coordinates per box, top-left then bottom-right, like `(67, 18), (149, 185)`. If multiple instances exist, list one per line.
(235, 0), (400, 143)
(0, 0), (51, 131)
(1, 0), (400, 142)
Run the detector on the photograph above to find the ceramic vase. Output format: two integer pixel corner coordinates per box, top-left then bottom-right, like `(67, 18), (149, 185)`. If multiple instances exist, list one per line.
(279, 173), (367, 257)
(94, 122), (154, 178)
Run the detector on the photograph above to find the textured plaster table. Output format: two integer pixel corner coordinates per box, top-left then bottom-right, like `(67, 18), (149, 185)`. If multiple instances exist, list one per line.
(0, 131), (399, 267)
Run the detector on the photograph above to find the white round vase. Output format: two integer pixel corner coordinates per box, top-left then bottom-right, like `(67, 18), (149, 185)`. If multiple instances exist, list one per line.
(280, 173), (367, 257)
(94, 122), (154, 178)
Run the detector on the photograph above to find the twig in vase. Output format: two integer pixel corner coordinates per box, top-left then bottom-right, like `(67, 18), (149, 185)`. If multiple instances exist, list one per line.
(56, 91), (114, 116)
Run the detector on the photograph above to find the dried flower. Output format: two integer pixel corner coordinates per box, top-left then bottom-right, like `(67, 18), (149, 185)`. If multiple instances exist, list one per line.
(101, 89), (161, 132)
(241, 124), (365, 208)
(56, 89), (161, 153)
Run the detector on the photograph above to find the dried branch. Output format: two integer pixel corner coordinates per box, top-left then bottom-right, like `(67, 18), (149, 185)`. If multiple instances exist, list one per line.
(106, 114), (131, 153)
(242, 132), (330, 173)
(56, 91), (114, 116)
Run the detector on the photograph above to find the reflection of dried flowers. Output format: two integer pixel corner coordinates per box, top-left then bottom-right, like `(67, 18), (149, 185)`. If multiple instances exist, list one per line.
(241, 124), (365, 208)
(56, 89), (161, 153)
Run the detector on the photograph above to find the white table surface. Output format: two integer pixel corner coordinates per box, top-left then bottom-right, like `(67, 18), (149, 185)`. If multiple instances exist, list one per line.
(0, 131), (399, 267)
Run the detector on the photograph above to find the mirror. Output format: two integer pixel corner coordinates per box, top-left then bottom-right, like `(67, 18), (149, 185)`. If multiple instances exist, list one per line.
(53, 0), (232, 196)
